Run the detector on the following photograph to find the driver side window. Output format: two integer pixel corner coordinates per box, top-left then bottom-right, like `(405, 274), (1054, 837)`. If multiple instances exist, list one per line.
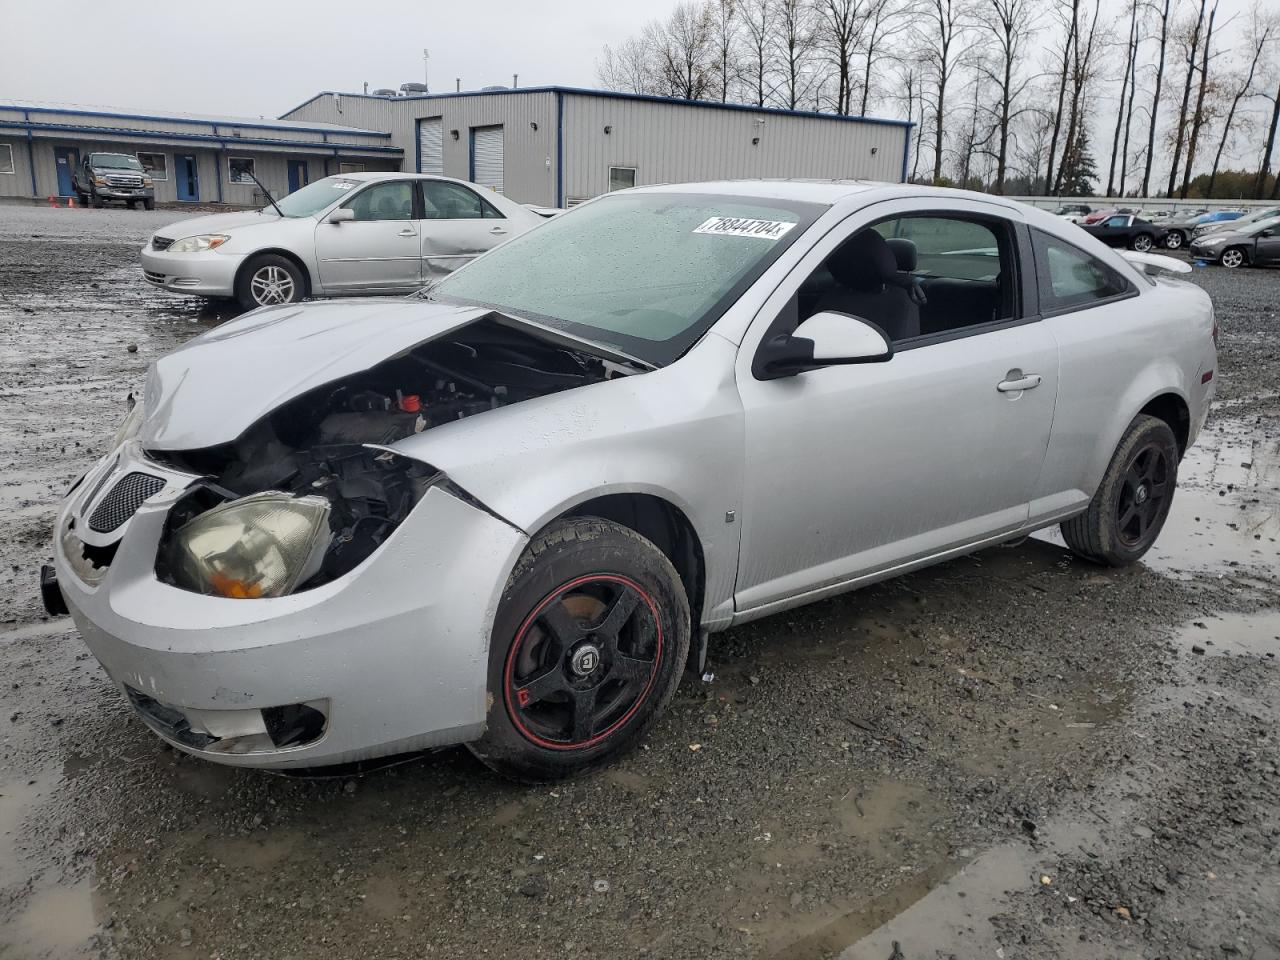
(344, 181), (415, 222)
(793, 214), (1018, 344)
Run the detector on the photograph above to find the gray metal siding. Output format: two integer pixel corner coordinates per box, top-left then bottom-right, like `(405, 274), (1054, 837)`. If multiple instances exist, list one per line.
(0, 137), (34, 198)
(560, 94), (907, 201)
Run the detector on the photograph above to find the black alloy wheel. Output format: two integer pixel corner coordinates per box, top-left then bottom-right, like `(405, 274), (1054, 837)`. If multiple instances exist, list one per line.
(1115, 442), (1172, 547)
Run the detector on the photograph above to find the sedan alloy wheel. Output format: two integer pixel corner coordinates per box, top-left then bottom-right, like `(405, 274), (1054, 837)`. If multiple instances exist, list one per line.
(250, 265), (297, 305)
(1220, 247), (1245, 269)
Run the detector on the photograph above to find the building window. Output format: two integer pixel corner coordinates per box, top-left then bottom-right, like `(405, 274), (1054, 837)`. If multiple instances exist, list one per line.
(136, 152), (167, 180)
(228, 157), (256, 184)
(609, 166), (637, 192)
(0, 144), (14, 175)
(339, 161), (365, 174)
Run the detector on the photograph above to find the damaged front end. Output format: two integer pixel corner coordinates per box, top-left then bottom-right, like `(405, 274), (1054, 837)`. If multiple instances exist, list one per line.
(143, 315), (624, 600)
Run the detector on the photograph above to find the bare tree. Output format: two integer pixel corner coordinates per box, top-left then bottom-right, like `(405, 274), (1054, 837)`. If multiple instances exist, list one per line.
(708, 0), (740, 101)
(920, 0), (973, 181)
(1207, 6), (1276, 196)
(974, 0), (1040, 193)
(816, 0), (864, 113)
(649, 3), (717, 100)
(596, 36), (658, 94)
(1116, 3), (1144, 195)
(1141, 0), (1173, 196)
(776, 0), (820, 109)
(1107, 0), (1142, 196)
(1043, 0), (1079, 193)
(741, 0), (776, 106)
(1258, 76), (1280, 197)
(1166, 0), (1208, 197)
(1179, 0), (1220, 198)
(1053, 0), (1103, 195)
(858, 0), (915, 115)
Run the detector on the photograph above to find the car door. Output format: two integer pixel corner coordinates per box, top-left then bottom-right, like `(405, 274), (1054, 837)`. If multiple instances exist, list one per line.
(1098, 215), (1131, 247)
(732, 202), (1059, 616)
(1254, 226), (1280, 264)
(418, 180), (512, 278)
(313, 179), (421, 294)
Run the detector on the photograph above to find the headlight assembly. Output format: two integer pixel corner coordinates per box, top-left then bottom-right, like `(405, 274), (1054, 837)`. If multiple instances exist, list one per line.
(169, 234), (230, 253)
(169, 493), (332, 599)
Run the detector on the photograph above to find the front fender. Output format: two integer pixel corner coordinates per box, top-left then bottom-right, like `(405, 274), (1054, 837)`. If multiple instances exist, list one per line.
(390, 334), (745, 628)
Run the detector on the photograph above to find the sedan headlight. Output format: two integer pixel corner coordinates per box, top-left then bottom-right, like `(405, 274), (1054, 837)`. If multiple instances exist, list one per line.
(1200, 237), (1228, 246)
(169, 234), (230, 253)
(111, 395), (144, 449)
(170, 493), (332, 599)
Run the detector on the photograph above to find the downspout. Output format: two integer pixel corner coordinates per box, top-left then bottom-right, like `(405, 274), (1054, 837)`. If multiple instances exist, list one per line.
(24, 111), (37, 198)
(555, 91), (564, 208)
(899, 123), (912, 183)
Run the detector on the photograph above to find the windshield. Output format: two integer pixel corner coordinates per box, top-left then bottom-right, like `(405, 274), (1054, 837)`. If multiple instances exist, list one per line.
(429, 192), (823, 365)
(1243, 218), (1280, 236)
(90, 153), (143, 171)
(273, 177), (363, 217)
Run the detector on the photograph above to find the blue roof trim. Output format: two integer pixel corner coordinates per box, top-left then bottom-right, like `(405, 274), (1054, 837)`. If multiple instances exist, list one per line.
(2, 103), (391, 139)
(0, 119), (403, 154)
(282, 86), (913, 130)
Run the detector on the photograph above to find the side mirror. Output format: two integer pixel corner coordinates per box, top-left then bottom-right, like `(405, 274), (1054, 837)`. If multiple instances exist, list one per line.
(756, 311), (893, 380)
(1261, 230), (1274, 238)
(327, 207), (355, 224)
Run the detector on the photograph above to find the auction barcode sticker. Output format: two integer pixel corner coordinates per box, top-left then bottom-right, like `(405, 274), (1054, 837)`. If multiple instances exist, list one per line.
(693, 217), (797, 240)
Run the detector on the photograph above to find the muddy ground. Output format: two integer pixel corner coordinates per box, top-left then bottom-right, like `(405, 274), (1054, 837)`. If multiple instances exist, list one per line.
(1, 204), (1277, 960)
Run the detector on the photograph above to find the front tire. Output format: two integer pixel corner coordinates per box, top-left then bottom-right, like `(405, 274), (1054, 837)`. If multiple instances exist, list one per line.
(143, 199), (155, 211)
(469, 518), (691, 783)
(1060, 414), (1178, 567)
(89, 188), (103, 209)
(1163, 230), (1184, 250)
(235, 254), (305, 309)
(1220, 247), (1246, 269)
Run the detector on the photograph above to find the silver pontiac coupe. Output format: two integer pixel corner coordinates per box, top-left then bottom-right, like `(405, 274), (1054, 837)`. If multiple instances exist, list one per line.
(47, 181), (1217, 781)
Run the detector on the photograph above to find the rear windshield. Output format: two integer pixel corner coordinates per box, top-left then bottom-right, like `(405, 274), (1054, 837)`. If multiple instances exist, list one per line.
(431, 192), (824, 365)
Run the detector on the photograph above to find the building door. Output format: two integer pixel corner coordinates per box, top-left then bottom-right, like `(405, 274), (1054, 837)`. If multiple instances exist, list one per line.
(469, 125), (503, 194)
(287, 159), (308, 194)
(417, 117), (443, 175)
(175, 155), (199, 201)
(54, 147), (79, 196)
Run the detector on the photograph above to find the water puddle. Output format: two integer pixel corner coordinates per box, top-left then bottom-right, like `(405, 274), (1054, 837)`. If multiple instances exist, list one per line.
(1, 879), (98, 959)
(1174, 610), (1280, 658)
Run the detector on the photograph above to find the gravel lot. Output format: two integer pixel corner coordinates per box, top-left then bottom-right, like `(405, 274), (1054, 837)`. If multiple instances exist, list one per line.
(1, 204), (1278, 960)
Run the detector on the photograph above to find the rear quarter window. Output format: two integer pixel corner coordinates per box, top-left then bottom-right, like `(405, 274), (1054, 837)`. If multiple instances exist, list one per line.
(1031, 228), (1135, 314)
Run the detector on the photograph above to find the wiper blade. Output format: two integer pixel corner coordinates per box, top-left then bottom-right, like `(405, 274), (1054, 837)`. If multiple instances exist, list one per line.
(489, 309), (657, 371)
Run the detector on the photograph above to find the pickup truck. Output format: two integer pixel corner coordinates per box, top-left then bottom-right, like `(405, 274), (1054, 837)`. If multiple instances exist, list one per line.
(72, 153), (155, 209)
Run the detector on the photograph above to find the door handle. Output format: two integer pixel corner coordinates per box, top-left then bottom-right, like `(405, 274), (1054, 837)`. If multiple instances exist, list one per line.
(489, 226), (508, 235)
(398, 228), (416, 237)
(997, 373), (1042, 393)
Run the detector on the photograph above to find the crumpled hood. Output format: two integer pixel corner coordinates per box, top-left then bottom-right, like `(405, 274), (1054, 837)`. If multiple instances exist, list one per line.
(140, 299), (490, 450)
(150, 210), (290, 240)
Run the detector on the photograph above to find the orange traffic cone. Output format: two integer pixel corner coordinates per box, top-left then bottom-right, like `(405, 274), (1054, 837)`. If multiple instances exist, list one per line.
(67, 197), (76, 208)
(47, 195), (57, 207)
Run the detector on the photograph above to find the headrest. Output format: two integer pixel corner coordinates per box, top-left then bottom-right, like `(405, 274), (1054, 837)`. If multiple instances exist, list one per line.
(885, 237), (917, 272)
(826, 229), (898, 293)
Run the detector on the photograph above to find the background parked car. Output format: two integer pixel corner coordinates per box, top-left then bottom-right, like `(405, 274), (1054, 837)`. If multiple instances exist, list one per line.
(1055, 203), (1092, 224)
(71, 152), (155, 209)
(1188, 217), (1280, 268)
(140, 173), (545, 310)
(1163, 210), (1242, 250)
(1080, 214), (1166, 251)
(1193, 206), (1280, 241)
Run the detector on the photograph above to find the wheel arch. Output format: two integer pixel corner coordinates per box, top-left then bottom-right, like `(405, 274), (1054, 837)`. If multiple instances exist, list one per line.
(1139, 392), (1190, 456)
(234, 248), (314, 298)
(542, 491), (708, 673)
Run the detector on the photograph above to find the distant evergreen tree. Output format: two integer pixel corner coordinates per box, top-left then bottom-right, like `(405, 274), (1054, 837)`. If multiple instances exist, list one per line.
(1057, 131), (1099, 197)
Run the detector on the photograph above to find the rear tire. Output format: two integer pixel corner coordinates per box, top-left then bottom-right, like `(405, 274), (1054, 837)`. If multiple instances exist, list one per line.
(1060, 414), (1178, 567)
(234, 254), (306, 309)
(1163, 230), (1184, 250)
(1131, 233), (1154, 252)
(469, 518), (691, 783)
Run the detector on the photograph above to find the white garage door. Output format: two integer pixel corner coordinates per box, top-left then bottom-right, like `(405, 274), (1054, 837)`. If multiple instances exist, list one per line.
(417, 117), (443, 176)
(471, 125), (504, 194)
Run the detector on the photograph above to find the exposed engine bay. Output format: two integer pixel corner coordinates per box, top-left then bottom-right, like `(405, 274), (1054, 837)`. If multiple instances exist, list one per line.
(152, 317), (637, 594)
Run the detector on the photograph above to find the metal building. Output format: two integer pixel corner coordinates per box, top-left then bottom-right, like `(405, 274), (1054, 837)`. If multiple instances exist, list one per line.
(281, 87), (912, 208)
(0, 100), (403, 204)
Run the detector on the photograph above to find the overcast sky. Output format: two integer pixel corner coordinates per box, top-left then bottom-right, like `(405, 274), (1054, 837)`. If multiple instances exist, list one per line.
(3, 0), (649, 118)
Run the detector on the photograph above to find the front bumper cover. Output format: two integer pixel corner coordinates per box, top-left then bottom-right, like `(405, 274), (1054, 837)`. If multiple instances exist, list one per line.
(140, 245), (245, 297)
(53, 446), (528, 768)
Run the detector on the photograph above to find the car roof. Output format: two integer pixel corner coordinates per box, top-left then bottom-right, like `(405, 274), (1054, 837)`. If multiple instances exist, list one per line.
(625, 179), (1030, 212)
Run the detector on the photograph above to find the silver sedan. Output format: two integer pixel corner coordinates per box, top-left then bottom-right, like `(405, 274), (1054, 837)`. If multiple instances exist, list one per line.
(50, 181), (1217, 781)
(139, 172), (544, 309)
